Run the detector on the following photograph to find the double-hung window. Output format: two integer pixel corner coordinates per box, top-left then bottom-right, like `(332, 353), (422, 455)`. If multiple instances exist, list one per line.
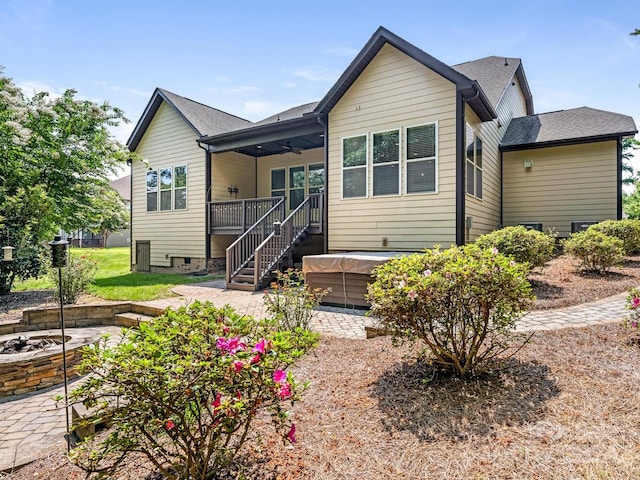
(465, 123), (483, 199)
(342, 135), (367, 198)
(406, 123), (437, 194)
(372, 130), (400, 196)
(146, 165), (187, 212)
(146, 170), (158, 212)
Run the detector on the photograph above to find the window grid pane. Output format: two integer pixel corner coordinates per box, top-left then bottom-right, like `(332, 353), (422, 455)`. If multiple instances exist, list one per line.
(343, 136), (367, 167)
(271, 169), (285, 191)
(407, 124), (435, 159)
(373, 130), (399, 164)
(466, 161), (475, 196)
(373, 164), (399, 196)
(407, 159), (436, 193)
(174, 188), (187, 210)
(160, 190), (172, 211)
(174, 166), (187, 188)
(343, 167), (366, 198)
(160, 168), (172, 191)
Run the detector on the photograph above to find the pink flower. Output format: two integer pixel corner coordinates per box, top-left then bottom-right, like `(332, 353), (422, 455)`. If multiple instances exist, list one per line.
(287, 423), (297, 443)
(423, 269), (432, 277)
(273, 369), (287, 384)
(212, 393), (222, 410)
(510, 260), (517, 267)
(632, 297), (640, 309)
(222, 326), (230, 334)
(407, 290), (418, 301)
(164, 419), (175, 431)
(216, 337), (246, 354)
(250, 354), (261, 364)
(252, 339), (266, 354)
(233, 360), (243, 372)
(278, 382), (292, 399)
(492, 247), (499, 254)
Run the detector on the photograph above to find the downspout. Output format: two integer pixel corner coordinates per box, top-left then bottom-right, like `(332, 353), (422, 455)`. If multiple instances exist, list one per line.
(617, 136), (623, 220)
(499, 150), (504, 227)
(197, 139), (213, 266)
(317, 114), (329, 254)
(455, 93), (466, 246)
(128, 159), (133, 271)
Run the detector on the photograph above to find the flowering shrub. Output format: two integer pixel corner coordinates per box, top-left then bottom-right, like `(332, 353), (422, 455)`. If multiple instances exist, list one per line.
(367, 244), (534, 378)
(474, 225), (555, 268)
(70, 301), (317, 479)
(588, 219), (640, 255)
(48, 253), (98, 304)
(624, 287), (640, 330)
(263, 269), (330, 330)
(563, 230), (624, 273)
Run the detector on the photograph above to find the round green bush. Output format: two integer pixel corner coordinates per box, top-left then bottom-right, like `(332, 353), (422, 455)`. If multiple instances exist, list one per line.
(587, 219), (640, 255)
(474, 225), (555, 268)
(367, 244), (534, 378)
(563, 230), (625, 273)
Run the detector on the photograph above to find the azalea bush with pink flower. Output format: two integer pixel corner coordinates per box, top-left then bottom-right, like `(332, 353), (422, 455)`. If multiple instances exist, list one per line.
(624, 287), (640, 331)
(474, 225), (555, 269)
(69, 301), (317, 479)
(367, 244), (534, 378)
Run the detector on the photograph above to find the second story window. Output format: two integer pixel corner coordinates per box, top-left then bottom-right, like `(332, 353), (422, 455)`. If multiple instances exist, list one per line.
(466, 123), (483, 199)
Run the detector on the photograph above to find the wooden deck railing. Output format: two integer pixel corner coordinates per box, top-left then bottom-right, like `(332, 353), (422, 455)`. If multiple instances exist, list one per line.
(209, 197), (283, 232)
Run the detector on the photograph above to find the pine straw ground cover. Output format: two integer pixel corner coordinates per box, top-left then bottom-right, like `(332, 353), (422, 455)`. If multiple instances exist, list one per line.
(2, 255), (640, 479)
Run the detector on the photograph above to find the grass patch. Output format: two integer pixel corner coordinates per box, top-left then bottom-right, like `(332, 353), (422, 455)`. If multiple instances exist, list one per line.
(14, 247), (222, 301)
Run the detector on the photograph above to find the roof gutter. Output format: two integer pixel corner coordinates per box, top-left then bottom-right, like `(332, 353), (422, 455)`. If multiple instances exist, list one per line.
(500, 131), (638, 152)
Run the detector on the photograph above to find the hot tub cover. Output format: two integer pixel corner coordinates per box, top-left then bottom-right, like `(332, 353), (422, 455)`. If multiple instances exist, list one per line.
(302, 252), (404, 275)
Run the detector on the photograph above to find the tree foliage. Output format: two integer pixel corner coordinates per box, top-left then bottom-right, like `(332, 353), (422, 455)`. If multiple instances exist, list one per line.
(0, 67), (130, 293)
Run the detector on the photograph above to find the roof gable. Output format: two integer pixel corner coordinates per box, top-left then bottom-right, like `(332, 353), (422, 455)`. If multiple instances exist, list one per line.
(127, 88), (253, 151)
(501, 107), (637, 150)
(452, 56), (533, 115)
(314, 26), (497, 122)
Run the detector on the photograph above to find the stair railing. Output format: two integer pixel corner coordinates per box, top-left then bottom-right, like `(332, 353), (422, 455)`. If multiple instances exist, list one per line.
(226, 198), (285, 284)
(253, 193), (322, 288)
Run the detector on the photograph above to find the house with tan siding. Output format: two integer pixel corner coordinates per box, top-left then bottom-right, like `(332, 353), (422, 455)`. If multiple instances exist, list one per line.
(127, 26), (637, 290)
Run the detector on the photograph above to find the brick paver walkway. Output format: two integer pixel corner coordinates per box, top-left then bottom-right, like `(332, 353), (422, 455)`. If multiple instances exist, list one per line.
(0, 282), (632, 472)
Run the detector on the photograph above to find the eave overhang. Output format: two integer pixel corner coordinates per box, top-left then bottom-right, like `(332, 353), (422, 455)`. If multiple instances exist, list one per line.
(499, 131), (638, 152)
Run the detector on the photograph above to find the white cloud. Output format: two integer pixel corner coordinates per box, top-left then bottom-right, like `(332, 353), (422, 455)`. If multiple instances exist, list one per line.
(290, 67), (339, 83)
(325, 46), (359, 57)
(17, 80), (64, 99)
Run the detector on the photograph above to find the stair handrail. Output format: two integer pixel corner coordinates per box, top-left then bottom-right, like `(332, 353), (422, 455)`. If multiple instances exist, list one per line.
(253, 193), (322, 288)
(226, 197), (285, 284)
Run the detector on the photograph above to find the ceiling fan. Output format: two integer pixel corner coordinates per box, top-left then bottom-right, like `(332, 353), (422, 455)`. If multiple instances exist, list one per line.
(279, 142), (302, 154)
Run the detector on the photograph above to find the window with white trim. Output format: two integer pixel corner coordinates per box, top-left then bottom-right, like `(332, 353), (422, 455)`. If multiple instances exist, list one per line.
(146, 165), (187, 212)
(342, 135), (367, 198)
(465, 123), (483, 199)
(146, 170), (158, 212)
(372, 129), (400, 196)
(406, 123), (437, 194)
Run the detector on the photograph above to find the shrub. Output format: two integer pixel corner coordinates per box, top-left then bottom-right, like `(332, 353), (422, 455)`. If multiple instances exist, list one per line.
(588, 219), (640, 255)
(366, 245), (534, 378)
(563, 230), (624, 273)
(264, 269), (330, 330)
(48, 254), (98, 304)
(70, 301), (317, 479)
(474, 225), (555, 268)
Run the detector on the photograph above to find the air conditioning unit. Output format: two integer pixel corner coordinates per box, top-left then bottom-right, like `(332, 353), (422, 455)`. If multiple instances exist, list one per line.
(571, 221), (598, 233)
(519, 222), (543, 232)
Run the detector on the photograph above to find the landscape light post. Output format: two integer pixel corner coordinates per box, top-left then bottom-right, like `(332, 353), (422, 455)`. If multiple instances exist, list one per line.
(1, 246), (14, 294)
(49, 235), (71, 452)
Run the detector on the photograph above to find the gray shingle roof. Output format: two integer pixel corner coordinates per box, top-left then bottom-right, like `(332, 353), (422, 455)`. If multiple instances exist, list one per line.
(501, 107), (637, 149)
(110, 175), (130, 201)
(127, 88), (253, 151)
(255, 102), (319, 126)
(452, 56), (527, 111)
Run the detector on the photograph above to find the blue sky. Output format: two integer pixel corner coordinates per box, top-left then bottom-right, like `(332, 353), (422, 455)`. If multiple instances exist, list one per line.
(1, 0), (638, 162)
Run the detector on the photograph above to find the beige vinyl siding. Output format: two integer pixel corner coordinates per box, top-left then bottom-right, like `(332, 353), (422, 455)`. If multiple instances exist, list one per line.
(131, 102), (205, 267)
(328, 43), (458, 252)
(208, 151), (258, 259)
(503, 141), (618, 237)
(464, 76), (529, 241)
(256, 148), (324, 198)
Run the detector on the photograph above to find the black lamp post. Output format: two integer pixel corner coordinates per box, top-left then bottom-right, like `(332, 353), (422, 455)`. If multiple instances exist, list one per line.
(49, 235), (71, 451)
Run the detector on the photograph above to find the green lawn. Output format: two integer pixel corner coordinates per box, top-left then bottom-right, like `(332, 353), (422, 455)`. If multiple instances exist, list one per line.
(14, 247), (222, 301)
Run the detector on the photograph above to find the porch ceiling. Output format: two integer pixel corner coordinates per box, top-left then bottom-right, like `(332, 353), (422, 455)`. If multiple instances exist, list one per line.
(199, 113), (325, 157)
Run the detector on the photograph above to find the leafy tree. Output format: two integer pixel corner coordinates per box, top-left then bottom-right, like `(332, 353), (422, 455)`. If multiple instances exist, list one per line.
(622, 137), (640, 185)
(84, 184), (130, 248)
(632, 29), (640, 36)
(0, 68), (130, 293)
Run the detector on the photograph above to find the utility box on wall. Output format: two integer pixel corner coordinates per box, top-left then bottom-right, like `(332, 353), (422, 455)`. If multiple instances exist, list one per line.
(519, 222), (543, 232)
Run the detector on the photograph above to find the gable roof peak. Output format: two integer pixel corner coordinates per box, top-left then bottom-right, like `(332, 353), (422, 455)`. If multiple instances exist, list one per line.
(315, 26), (497, 122)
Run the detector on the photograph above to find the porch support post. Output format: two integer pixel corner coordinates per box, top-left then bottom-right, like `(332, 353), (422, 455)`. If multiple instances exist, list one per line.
(198, 140), (213, 265)
(318, 114), (329, 253)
